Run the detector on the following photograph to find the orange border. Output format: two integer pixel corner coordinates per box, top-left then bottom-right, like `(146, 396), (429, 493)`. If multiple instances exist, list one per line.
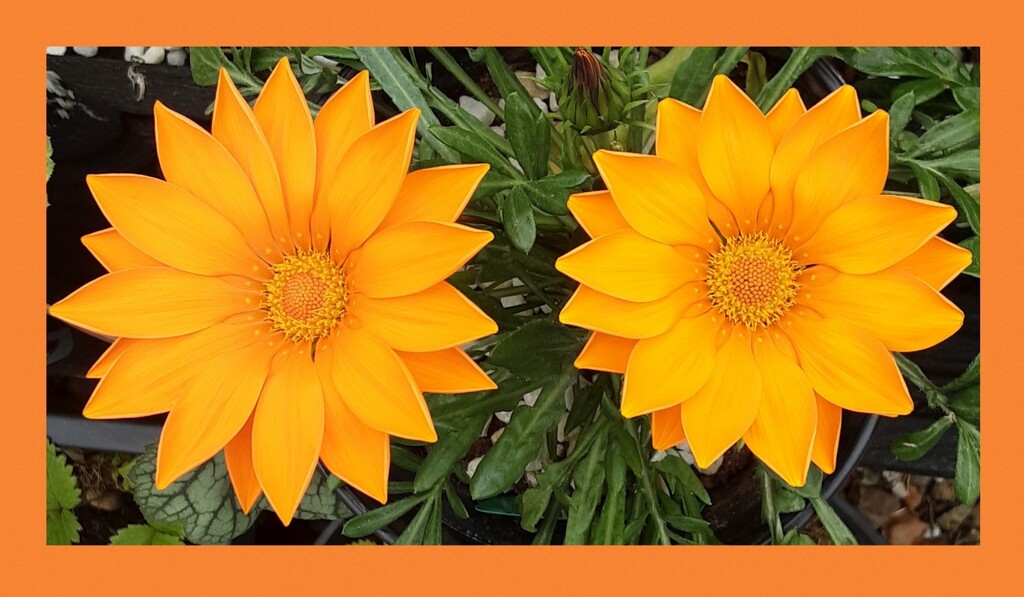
(7, 0), (1018, 592)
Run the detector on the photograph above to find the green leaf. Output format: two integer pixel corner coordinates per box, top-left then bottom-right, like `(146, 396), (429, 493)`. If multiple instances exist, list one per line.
(429, 125), (521, 179)
(189, 47), (262, 92)
(505, 92), (549, 180)
(907, 161), (941, 201)
(591, 437), (627, 545)
(498, 186), (537, 254)
(953, 86), (980, 112)
(772, 484), (808, 515)
(304, 46), (359, 61)
(810, 497), (857, 545)
(353, 47), (460, 164)
(668, 47), (720, 106)
(487, 319), (585, 381)
(110, 522), (185, 545)
(915, 149), (980, 180)
(342, 493), (429, 538)
(426, 376), (540, 423)
(888, 91), (916, 140)
(936, 172), (981, 234)
(443, 482), (470, 520)
(528, 47), (569, 80)
(664, 514), (713, 534)
(46, 441), (81, 545)
(949, 386), (980, 427)
(414, 413), (490, 492)
(469, 365), (575, 499)
(653, 455), (711, 506)
(774, 464), (823, 499)
(293, 469), (354, 520)
(780, 529), (815, 545)
(954, 420), (981, 505)
(943, 353), (979, 392)
(744, 51), (768, 99)
(891, 416), (954, 461)
(393, 497), (435, 545)
(471, 48), (540, 116)
(755, 47), (836, 111)
(959, 235), (979, 277)
(522, 179), (572, 216)
(842, 47), (971, 85)
(892, 78), (948, 105)
(563, 433), (608, 544)
(909, 110), (980, 158)
(130, 444), (257, 545)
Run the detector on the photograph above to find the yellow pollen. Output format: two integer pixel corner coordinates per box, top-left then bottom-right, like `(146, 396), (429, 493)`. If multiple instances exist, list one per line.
(263, 251), (348, 343)
(705, 232), (801, 330)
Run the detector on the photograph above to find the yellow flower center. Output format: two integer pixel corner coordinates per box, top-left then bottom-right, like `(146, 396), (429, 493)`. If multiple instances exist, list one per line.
(263, 251), (348, 343)
(705, 232), (801, 330)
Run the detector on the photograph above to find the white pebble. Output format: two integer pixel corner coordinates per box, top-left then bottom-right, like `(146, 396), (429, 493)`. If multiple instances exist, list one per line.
(494, 410), (512, 424)
(609, 49), (620, 68)
(124, 46), (145, 61)
(465, 455), (484, 478)
(520, 388), (542, 408)
(499, 294), (526, 308)
(536, 63), (547, 80)
(650, 450), (669, 463)
(490, 124), (506, 138)
(72, 47), (98, 57)
(458, 95), (495, 126)
(141, 46), (166, 65)
(166, 49), (187, 67)
(46, 47), (67, 56)
(489, 427), (504, 444)
(533, 96), (549, 113)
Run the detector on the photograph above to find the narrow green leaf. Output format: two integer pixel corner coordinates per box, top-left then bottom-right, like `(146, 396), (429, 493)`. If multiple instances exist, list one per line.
(472, 47), (540, 115)
(429, 125), (522, 179)
(780, 529), (816, 545)
(443, 481), (470, 520)
(891, 416), (954, 461)
(668, 47), (720, 106)
(888, 91), (916, 140)
(810, 497), (858, 545)
(953, 86), (980, 112)
(653, 455), (711, 506)
(528, 47), (569, 79)
(487, 320), (584, 381)
(949, 386), (980, 427)
(755, 47), (836, 111)
(909, 110), (980, 158)
(498, 186), (537, 254)
(954, 420), (981, 505)
(892, 78), (947, 105)
(935, 172), (981, 234)
(664, 514), (713, 534)
(522, 179), (572, 216)
(563, 433), (608, 544)
(414, 413), (490, 492)
(393, 498), (434, 545)
(841, 47), (970, 85)
(592, 437), (627, 545)
(907, 161), (941, 201)
(353, 47), (460, 164)
(943, 354), (980, 394)
(505, 92), (549, 180)
(744, 51), (768, 99)
(342, 493), (429, 538)
(469, 365), (575, 499)
(189, 47), (262, 91)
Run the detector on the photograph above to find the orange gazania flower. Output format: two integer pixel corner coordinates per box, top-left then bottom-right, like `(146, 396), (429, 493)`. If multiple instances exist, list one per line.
(50, 59), (498, 524)
(556, 75), (970, 487)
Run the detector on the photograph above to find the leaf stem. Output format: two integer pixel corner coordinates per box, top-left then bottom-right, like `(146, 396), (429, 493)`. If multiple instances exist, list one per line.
(427, 47), (505, 120)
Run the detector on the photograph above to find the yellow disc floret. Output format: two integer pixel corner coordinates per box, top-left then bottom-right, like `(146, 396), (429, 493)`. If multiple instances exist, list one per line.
(263, 251), (348, 342)
(705, 232), (800, 330)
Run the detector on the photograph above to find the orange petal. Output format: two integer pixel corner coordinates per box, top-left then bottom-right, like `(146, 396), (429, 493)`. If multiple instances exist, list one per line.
(349, 282), (497, 352)
(49, 268), (259, 339)
(622, 311), (720, 417)
(319, 327), (437, 442)
(556, 229), (704, 302)
(378, 163), (489, 231)
(81, 228), (163, 272)
(799, 266), (964, 352)
(764, 88), (807, 148)
(811, 394), (842, 474)
(153, 101), (279, 261)
(787, 110), (889, 245)
(87, 174), (266, 278)
(396, 348), (497, 394)
(697, 75), (773, 232)
(212, 69), (291, 250)
(593, 151), (718, 248)
(154, 331), (277, 489)
(311, 70), (375, 249)
(559, 283), (700, 340)
(768, 85), (859, 235)
(251, 345), (325, 526)
(655, 97), (738, 235)
(318, 360), (390, 503)
(349, 221), (493, 299)
(743, 331), (817, 487)
(781, 311), (913, 416)
(85, 338), (135, 379)
(797, 195), (957, 274)
(567, 190), (630, 239)
(321, 110), (419, 261)
(574, 332), (637, 373)
(81, 321), (273, 419)
(681, 326), (762, 468)
(224, 412), (263, 514)
(651, 405), (686, 451)
(889, 237), (974, 291)
(253, 58), (317, 250)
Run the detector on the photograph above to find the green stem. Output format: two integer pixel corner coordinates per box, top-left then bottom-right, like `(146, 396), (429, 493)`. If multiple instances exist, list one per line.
(427, 47), (505, 120)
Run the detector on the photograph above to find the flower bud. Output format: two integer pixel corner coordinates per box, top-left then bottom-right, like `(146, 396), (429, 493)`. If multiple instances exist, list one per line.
(558, 48), (631, 135)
